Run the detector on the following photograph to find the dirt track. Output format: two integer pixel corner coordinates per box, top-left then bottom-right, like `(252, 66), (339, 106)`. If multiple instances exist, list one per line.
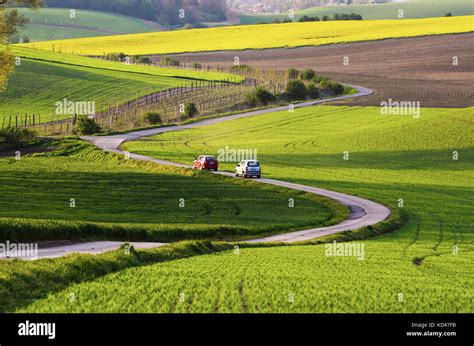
(168, 33), (474, 108)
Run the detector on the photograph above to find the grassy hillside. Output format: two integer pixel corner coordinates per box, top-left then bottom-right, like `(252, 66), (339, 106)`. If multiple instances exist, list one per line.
(21, 243), (472, 313)
(13, 8), (158, 42)
(0, 139), (345, 242)
(19, 16), (474, 56)
(239, 0), (474, 24)
(0, 48), (241, 121)
(52, 105), (474, 313)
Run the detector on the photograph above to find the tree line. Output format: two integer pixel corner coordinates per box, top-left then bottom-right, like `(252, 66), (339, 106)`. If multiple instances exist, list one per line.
(39, 0), (227, 26)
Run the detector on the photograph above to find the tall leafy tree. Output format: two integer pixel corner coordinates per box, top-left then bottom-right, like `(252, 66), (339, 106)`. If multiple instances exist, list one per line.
(0, 0), (41, 90)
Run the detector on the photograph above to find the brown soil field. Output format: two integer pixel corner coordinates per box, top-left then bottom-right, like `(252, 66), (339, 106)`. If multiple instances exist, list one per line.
(167, 33), (474, 108)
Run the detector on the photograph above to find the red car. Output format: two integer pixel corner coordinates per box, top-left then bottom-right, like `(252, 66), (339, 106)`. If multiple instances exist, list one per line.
(193, 155), (219, 171)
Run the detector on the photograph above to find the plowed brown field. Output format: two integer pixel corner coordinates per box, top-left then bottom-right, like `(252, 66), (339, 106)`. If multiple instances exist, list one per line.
(167, 33), (474, 108)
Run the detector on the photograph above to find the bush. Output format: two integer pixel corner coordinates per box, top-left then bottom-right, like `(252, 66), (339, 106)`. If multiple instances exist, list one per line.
(192, 62), (202, 69)
(287, 68), (298, 80)
(182, 23), (194, 30)
(105, 52), (127, 62)
(163, 57), (180, 67)
(286, 80), (307, 100)
(445, 12), (452, 17)
(332, 83), (345, 95)
(306, 83), (320, 99)
(299, 15), (319, 22)
(320, 80), (344, 95)
(76, 116), (101, 135)
(143, 112), (161, 125)
(184, 103), (198, 117)
(0, 127), (35, 149)
(321, 15), (329, 21)
(301, 68), (316, 81)
(230, 64), (253, 72)
(349, 13), (363, 20)
(312, 75), (330, 84)
(137, 56), (152, 65)
(245, 93), (258, 107)
(245, 87), (274, 107)
(254, 87), (274, 105)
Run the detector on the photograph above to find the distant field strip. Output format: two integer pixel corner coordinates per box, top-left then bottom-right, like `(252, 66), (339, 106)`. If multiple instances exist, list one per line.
(239, 0), (474, 24)
(13, 8), (158, 42)
(20, 16), (474, 56)
(12, 47), (240, 81)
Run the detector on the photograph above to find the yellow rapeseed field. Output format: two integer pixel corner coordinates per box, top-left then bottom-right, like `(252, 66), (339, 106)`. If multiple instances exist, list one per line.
(21, 16), (474, 56)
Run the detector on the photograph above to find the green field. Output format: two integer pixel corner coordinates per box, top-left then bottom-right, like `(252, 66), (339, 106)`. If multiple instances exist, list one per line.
(33, 105), (471, 313)
(239, 0), (474, 24)
(19, 16), (474, 56)
(0, 47), (241, 121)
(12, 8), (159, 42)
(0, 139), (345, 242)
(21, 243), (472, 313)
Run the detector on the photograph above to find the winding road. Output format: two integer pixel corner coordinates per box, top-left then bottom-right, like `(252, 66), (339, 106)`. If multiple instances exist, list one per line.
(7, 84), (391, 259)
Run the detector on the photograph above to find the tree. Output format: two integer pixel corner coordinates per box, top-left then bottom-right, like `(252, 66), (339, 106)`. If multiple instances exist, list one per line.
(287, 68), (298, 80)
(306, 83), (320, 99)
(253, 86), (274, 106)
(0, 0), (41, 90)
(184, 103), (198, 117)
(301, 68), (315, 81)
(75, 116), (102, 135)
(286, 80), (307, 100)
(143, 112), (161, 125)
(137, 56), (152, 65)
(299, 15), (310, 22)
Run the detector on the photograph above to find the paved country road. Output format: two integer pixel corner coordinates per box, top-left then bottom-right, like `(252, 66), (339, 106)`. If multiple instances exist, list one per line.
(6, 84), (392, 259)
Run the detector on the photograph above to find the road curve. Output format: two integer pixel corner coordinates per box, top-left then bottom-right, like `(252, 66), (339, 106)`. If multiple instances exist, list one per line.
(14, 84), (391, 259)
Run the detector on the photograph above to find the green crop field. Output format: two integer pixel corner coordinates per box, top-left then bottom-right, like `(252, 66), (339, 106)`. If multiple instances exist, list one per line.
(0, 139), (345, 243)
(27, 105), (469, 313)
(0, 47), (241, 122)
(19, 16), (474, 56)
(12, 8), (159, 42)
(239, 0), (474, 24)
(21, 243), (472, 313)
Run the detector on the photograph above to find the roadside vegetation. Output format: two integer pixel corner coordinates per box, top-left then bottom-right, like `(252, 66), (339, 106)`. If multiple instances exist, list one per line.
(0, 126), (36, 151)
(243, 69), (350, 108)
(19, 16), (474, 56)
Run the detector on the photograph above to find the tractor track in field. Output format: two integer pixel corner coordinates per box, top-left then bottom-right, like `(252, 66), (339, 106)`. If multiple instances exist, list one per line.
(5, 84), (392, 260)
